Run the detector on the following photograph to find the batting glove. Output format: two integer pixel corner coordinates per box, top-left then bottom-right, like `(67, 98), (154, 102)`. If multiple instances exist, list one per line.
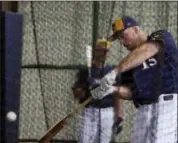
(102, 70), (118, 85)
(112, 117), (123, 135)
(90, 84), (118, 99)
(90, 70), (118, 99)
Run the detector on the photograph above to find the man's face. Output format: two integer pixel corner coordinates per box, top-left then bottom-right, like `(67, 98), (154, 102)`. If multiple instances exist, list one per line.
(117, 27), (139, 51)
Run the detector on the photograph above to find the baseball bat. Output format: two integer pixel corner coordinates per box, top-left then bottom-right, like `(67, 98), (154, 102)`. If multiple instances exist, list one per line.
(38, 36), (114, 143)
(38, 44), (93, 143)
(38, 96), (92, 143)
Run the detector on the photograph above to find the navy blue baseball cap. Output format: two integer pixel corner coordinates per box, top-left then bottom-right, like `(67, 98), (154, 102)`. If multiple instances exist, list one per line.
(111, 16), (138, 39)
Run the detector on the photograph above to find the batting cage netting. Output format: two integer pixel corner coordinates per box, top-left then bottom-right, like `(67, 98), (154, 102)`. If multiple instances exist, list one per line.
(18, 1), (177, 143)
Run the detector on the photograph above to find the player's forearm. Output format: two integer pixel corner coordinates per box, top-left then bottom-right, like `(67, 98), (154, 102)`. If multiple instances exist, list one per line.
(114, 98), (123, 118)
(115, 86), (133, 100)
(115, 42), (160, 73)
(114, 86), (132, 117)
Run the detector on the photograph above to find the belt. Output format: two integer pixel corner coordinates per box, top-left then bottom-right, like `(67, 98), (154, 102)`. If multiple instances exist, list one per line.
(134, 93), (176, 108)
(134, 99), (158, 108)
(159, 93), (176, 101)
(86, 103), (113, 108)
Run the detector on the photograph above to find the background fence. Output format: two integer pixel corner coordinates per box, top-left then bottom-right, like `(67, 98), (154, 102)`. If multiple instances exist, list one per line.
(18, 1), (178, 142)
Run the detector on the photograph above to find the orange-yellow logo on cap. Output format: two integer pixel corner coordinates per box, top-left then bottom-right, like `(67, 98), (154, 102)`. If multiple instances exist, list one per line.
(113, 18), (124, 32)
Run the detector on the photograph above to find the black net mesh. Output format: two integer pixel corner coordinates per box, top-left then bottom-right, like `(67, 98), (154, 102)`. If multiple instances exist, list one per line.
(18, 1), (177, 142)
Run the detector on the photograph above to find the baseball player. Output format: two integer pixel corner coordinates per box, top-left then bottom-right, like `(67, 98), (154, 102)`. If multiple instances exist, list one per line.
(90, 16), (178, 143)
(72, 39), (123, 143)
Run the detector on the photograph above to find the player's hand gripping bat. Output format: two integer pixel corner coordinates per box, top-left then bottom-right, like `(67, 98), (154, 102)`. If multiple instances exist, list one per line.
(38, 36), (114, 143)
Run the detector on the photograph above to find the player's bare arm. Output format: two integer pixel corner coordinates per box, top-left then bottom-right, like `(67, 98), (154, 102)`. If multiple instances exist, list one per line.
(114, 42), (161, 73)
(114, 98), (123, 117)
(111, 86), (130, 135)
(90, 42), (161, 99)
(114, 86), (132, 100)
(112, 85), (132, 135)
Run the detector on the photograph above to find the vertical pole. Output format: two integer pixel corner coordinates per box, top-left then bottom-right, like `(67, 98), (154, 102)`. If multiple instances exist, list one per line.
(0, 9), (23, 143)
(92, 1), (99, 59)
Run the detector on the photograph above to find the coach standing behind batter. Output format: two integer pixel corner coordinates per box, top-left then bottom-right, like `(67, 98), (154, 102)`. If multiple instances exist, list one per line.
(90, 16), (178, 143)
(72, 39), (124, 143)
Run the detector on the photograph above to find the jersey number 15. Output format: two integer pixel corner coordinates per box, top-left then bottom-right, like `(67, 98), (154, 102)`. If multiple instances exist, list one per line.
(142, 58), (157, 70)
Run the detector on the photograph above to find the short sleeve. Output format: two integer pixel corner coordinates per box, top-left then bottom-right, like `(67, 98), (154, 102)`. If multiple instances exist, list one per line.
(117, 70), (134, 86)
(147, 30), (166, 46)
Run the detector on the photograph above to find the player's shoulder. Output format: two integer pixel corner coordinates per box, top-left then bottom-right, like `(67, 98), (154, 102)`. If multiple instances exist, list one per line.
(148, 30), (173, 42)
